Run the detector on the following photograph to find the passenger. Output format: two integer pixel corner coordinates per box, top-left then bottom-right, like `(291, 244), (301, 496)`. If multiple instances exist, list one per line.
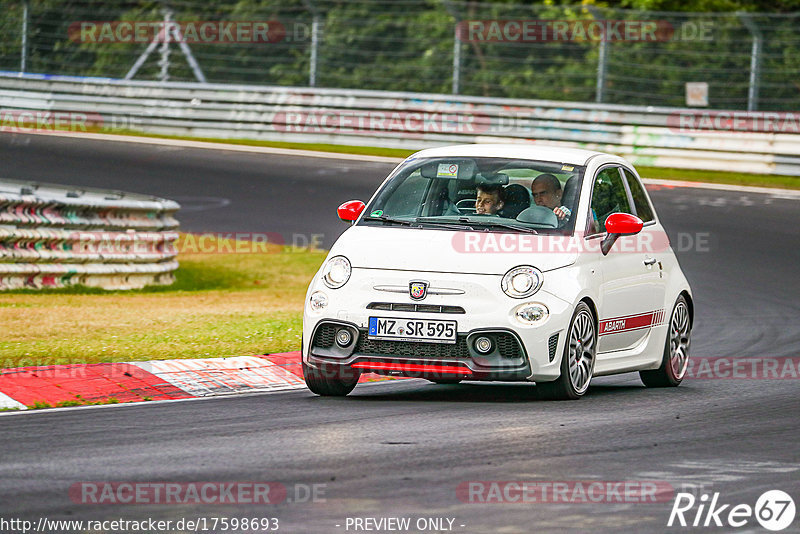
(475, 183), (505, 215)
(531, 174), (571, 221)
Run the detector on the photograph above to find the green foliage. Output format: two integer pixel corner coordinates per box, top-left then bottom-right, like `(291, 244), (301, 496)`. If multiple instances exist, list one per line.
(26, 396), (125, 410)
(4, 0), (799, 109)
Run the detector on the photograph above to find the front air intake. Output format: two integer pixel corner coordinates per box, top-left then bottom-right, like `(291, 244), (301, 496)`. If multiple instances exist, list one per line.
(548, 333), (559, 362)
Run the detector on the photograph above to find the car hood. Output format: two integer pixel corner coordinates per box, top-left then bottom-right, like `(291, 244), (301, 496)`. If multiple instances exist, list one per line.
(330, 226), (577, 275)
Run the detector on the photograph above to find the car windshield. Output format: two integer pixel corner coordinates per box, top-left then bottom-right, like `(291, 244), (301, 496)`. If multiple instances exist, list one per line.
(360, 156), (585, 235)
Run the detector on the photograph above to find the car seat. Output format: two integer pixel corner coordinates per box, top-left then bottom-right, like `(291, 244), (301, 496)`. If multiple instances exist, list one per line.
(499, 184), (531, 219)
(561, 175), (579, 211)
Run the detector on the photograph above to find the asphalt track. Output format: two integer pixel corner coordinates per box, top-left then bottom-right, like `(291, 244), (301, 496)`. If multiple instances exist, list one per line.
(1, 133), (799, 533)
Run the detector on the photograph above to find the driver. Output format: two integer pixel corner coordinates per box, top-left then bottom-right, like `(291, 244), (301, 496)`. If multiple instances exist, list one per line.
(531, 174), (571, 221)
(475, 183), (506, 215)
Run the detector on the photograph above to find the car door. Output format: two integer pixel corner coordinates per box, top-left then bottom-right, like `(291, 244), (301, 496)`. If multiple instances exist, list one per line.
(622, 166), (667, 324)
(587, 166), (660, 353)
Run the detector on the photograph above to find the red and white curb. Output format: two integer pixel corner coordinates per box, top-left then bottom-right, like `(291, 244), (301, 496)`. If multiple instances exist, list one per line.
(0, 352), (394, 411)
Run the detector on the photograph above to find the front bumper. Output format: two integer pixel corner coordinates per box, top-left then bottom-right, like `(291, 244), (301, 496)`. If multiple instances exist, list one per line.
(303, 268), (575, 382)
(307, 320), (533, 380)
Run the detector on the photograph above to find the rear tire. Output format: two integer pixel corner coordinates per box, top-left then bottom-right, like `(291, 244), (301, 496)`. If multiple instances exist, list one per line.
(640, 295), (691, 388)
(537, 302), (596, 400)
(303, 361), (360, 396)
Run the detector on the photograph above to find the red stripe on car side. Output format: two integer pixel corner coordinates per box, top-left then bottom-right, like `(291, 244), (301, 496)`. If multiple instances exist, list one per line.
(598, 309), (665, 336)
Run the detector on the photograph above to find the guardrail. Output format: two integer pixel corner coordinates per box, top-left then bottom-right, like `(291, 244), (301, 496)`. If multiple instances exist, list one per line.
(1, 72), (799, 176)
(0, 177), (179, 290)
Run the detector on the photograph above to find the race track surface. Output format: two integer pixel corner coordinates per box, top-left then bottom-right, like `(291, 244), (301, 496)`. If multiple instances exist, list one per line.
(1, 133), (799, 533)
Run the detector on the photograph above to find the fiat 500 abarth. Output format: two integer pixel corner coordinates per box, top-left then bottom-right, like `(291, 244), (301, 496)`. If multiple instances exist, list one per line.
(302, 144), (692, 399)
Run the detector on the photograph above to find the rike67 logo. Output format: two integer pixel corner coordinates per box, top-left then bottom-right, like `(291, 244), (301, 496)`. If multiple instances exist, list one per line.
(668, 490), (796, 531)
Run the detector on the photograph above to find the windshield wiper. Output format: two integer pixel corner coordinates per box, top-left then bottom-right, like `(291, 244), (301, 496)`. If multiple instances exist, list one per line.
(362, 215), (418, 227)
(416, 216), (537, 233)
(469, 220), (539, 234)
(415, 217), (475, 231)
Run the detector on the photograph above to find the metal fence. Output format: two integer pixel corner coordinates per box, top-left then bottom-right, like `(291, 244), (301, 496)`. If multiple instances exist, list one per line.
(2, 72), (799, 176)
(1, 1), (799, 111)
(0, 178), (180, 290)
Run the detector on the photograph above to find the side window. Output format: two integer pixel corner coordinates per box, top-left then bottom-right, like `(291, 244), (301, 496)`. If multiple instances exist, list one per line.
(588, 167), (632, 234)
(381, 171), (428, 217)
(622, 169), (655, 223)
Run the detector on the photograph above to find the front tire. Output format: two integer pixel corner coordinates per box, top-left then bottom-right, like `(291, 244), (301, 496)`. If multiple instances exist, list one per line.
(537, 302), (596, 400)
(640, 295), (691, 388)
(303, 361), (360, 396)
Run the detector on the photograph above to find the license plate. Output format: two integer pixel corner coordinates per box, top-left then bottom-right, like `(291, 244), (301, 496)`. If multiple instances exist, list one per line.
(368, 317), (457, 344)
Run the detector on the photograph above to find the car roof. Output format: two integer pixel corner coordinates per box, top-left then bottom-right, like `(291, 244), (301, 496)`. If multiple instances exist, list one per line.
(409, 144), (625, 167)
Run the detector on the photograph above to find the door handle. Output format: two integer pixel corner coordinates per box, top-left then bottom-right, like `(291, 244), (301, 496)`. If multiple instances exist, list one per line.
(644, 258), (657, 266)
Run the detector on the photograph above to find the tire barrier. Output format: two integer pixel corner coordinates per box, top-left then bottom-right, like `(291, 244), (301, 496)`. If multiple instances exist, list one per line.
(1, 72), (800, 177)
(0, 178), (179, 290)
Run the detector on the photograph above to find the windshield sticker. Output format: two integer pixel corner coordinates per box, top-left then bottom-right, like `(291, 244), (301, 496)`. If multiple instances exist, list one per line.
(370, 209), (384, 217)
(437, 163), (459, 178)
(561, 165), (574, 171)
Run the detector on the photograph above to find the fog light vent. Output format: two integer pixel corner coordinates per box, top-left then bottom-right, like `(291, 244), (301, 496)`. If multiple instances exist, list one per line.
(475, 336), (493, 354)
(336, 328), (353, 347)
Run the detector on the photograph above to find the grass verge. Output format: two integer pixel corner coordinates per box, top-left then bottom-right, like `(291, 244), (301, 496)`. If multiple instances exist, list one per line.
(0, 235), (326, 368)
(27, 397), (122, 410)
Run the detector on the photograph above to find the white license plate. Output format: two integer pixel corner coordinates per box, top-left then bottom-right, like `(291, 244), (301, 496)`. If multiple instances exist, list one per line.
(368, 317), (457, 344)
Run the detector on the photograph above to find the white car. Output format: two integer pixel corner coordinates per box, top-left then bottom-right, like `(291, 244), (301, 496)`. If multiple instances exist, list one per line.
(302, 144), (693, 399)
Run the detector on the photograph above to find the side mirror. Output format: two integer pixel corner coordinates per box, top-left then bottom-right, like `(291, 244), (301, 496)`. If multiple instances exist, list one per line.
(601, 213), (643, 255)
(337, 200), (365, 224)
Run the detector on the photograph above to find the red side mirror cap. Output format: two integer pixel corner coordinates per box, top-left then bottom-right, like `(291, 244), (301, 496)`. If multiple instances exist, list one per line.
(605, 212), (644, 236)
(337, 200), (366, 223)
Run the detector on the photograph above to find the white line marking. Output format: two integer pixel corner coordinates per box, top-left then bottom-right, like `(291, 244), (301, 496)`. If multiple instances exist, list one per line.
(14, 130), (800, 196)
(642, 178), (800, 198)
(0, 379), (403, 417)
(14, 130), (405, 163)
(0, 391), (26, 410)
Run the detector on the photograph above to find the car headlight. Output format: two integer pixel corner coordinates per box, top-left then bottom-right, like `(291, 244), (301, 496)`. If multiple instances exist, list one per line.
(501, 265), (543, 299)
(309, 291), (328, 311)
(321, 256), (351, 289)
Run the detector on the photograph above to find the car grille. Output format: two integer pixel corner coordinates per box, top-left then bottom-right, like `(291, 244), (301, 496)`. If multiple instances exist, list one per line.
(355, 332), (471, 359)
(548, 333), (559, 362)
(355, 330), (522, 360)
(367, 302), (465, 314)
